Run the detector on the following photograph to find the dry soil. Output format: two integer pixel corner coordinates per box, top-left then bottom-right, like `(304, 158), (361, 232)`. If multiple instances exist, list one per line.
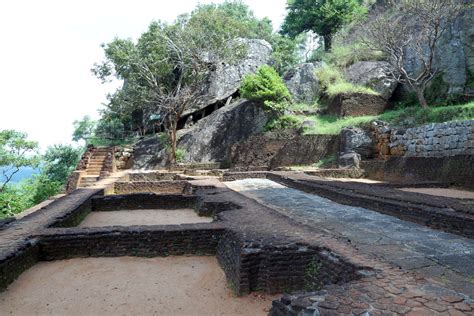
(0, 256), (276, 316)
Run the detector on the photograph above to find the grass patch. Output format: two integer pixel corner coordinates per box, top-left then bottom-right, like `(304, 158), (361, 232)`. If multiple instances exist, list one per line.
(301, 115), (377, 135)
(316, 65), (379, 97)
(378, 102), (474, 127)
(326, 82), (379, 97)
(269, 102), (474, 135)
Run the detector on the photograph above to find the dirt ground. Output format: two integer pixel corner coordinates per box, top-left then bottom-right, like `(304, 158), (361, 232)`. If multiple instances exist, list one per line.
(0, 256), (277, 316)
(400, 187), (474, 199)
(79, 209), (213, 227)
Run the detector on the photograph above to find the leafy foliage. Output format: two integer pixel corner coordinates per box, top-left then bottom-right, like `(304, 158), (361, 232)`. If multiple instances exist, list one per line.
(281, 0), (367, 50)
(0, 130), (39, 192)
(265, 115), (301, 131)
(240, 65), (291, 106)
(42, 144), (82, 184)
(72, 116), (96, 143)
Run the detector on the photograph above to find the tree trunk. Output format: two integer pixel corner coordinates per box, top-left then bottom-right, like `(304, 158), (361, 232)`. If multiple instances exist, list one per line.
(168, 120), (177, 167)
(323, 35), (332, 52)
(414, 87), (428, 108)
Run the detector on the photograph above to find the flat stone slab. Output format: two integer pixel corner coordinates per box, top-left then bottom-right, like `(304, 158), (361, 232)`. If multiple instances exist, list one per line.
(226, 178), (474, 297)
(79, 209), (213, 227)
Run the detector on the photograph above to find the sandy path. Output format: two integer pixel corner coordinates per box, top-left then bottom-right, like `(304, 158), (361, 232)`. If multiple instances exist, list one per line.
(400, 188), (474, 199)
(0, 256), (277, 316)
(79, 209), (213, 227)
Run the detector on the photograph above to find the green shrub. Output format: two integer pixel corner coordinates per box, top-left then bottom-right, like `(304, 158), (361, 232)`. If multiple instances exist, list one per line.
(240, 65), (291, 104)
(316, 65), (379, 97)
(176, 148), (186, 163)
(265, 115), (301, 131)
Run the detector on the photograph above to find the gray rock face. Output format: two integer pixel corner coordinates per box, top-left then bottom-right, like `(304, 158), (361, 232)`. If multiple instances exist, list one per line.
(340, 127), (376, 159)
(338, 152), (361, 169)
(403, 2), (474, 97)
(345, 61), (398, 100)
(284, 63), (322, 103)
(132, 99), (269, 169)
(179, 99), (268, 163)
(184, 39), (272, 116)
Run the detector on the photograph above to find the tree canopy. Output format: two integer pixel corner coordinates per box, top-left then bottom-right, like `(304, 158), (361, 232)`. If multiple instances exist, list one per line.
(0, 130), (39, 192)
(281, 0), (367, 50)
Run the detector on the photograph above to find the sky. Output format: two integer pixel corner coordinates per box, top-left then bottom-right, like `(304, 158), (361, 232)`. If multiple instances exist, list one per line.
(0, 0), (287, 151)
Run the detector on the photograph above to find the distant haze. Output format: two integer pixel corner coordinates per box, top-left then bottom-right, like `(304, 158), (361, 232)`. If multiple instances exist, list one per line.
(0, 0), (287, 152)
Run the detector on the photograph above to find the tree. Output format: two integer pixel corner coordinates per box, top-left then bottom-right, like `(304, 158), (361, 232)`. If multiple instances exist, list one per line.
(364, 0), (467, 108)
(93, 6), (251, 165)
(0, 130), (39, 192)
(72, 115), (96, 143)
(281, 0), (367, 51)
(42, 144), (82, 184)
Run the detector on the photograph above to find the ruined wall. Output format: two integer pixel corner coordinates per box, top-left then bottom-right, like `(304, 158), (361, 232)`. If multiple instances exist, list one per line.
(113, 181), (191, 195)
(376, 120), (474, 158)
(229, 134), (340, 170)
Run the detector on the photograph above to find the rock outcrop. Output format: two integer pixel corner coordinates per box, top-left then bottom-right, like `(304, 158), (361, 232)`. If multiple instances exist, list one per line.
(284, 62), (322, 103)
(345, 61), (398, 100)
(340, 127), (376, 159)
(133, 99), (269, 169)
(184, 39), (272, 116)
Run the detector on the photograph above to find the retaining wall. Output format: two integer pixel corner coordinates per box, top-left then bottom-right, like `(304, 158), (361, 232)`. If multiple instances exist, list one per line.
(375, 120), (474, 158)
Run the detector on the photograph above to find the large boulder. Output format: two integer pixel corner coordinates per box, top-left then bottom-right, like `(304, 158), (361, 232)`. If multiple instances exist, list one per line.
(132, 99), (269, 169)
(184, 39), (272, 116)
(345, 61), (398, 100)
(405, 2), (474, 97)
(340, 127), (376, 159)
(284, 62), (322, 103)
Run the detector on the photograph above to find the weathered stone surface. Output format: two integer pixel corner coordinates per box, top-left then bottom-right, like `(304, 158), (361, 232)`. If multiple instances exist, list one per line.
(326, 92), (387, 117)
(284, 62), (322, 103)
(184, 39), (272, 116)
(132, 99), (269, 169)
(338, 152), (361, 169)
(372, 120), (474, 159)
(340, 127), (376, 159)
(395, 1), (474, 98)
(345, 61), (399, 100)
(229, 134), (340, 170)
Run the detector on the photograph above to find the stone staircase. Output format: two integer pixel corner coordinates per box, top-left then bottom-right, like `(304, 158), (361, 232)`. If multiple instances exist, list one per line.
(78, 147), (112, 188)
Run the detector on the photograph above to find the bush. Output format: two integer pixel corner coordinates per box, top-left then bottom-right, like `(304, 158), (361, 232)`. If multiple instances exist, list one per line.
(316, 65), (378, 97)
(265, 115), (301, 131)
(240, 65), (291, 105)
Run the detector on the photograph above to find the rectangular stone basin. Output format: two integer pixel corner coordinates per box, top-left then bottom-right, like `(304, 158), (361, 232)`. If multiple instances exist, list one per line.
(0, 256), (276, 315)
(78, 209), (213, 227)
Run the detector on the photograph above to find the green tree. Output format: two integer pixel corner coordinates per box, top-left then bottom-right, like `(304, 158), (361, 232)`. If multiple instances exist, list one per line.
(0, 130), (39, 192)
(93, 4), (258, 165)
(281, 0), (367, 51)
(72, 115), (96, 144)
(240, 65), (292, 112)
(42, 144), (82, 184)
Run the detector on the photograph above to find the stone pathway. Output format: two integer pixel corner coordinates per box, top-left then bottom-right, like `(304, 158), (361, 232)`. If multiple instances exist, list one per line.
(226, 179), (474, 297)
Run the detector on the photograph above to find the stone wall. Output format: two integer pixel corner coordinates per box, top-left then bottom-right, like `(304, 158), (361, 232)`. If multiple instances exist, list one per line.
(113, 181), (192, 195)
(229, 134), (340, 170)
(377, 120), (474, 158)
(91, 193), (198, 212)
(362, 155), (474, 189)
(38, 224), (224, 260)
(216, 230), (365, 295)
